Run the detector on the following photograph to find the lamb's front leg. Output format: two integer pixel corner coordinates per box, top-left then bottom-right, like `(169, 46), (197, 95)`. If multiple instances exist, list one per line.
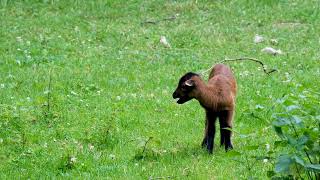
(201, 118), (208, 148)
(206, 112), (217, 153)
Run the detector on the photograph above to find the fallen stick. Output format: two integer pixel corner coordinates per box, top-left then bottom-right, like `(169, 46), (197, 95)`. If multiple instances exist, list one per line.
(200, 57), (277, 76)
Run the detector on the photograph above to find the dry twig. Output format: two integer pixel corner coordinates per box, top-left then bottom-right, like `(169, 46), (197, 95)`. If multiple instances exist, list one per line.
(199, 57), (277, 76)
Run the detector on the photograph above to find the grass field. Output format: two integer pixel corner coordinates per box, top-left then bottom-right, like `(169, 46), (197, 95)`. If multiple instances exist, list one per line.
(0, 0), (319, 179)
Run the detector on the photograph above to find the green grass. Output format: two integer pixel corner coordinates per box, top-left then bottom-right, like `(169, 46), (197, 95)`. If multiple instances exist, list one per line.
(0, 0), (319, 179)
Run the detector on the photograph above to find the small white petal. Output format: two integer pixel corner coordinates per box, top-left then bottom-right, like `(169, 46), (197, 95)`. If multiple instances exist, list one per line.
(160, 36), (171, 48)
(261, 47), (283, 55)
(270, 39), (278, 45)
(254, 35), (264, 43)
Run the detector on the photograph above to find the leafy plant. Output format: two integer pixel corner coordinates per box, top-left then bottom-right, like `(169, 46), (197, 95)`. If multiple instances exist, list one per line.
(269, 90), (320, 179)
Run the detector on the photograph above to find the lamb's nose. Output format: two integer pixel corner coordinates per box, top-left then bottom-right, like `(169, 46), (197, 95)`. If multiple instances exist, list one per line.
(172, 92), (177, 98)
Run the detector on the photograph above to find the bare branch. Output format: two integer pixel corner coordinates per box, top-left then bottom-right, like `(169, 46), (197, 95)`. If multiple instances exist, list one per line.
(199, 57), (277, 76)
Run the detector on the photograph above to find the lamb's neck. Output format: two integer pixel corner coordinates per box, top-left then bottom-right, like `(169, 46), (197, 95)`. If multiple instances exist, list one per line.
(194, 80), (216, 109)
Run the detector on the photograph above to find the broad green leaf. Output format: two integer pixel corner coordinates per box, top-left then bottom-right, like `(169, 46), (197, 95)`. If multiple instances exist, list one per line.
(305, 164), (320, 172)
(273, 117), (290, 127)
(267, 170), (275, 178)
(274, 126), (285, 139)
(287, 136), (299, 148)
(296, 135), (309, 150)
(293, 155), (305, 166)
(286, 105), (299, 112)
(274, 140), (287, 148)
(291, 115), (302, 125)
(275, 155), (293, 173)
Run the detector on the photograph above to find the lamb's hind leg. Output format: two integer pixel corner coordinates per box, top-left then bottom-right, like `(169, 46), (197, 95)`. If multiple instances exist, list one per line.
(219, 110), (234, 151)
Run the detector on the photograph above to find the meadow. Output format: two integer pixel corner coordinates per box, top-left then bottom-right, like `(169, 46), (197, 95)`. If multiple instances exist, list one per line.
(0, 0), (319, 179)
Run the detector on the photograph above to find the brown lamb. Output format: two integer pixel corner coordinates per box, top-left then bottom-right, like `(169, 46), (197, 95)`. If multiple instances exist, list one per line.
(172, 64), (237, 153)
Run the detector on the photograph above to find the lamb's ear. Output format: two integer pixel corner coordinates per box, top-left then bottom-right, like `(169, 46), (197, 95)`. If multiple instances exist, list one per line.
(185, 79), (195, 87)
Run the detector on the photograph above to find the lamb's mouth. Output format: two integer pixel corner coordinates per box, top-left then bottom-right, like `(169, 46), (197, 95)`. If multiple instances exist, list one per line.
(174, 96), (192, 104)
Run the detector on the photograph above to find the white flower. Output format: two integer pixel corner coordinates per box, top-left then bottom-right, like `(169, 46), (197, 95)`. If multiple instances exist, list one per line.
(261, 47), (282, 55)
(89, 144), (94, 150)
(263, 159), (268, 163)
(116, 96), (121, 100)
(16, 36), (23, 42)
(270, 39), (278, 45)
(160, 36), (171, 48)
(265, 144), (270, 151)
(254, 35), (264, 43)
(70, 156), (77, 163)
(70, 91), (78, 96)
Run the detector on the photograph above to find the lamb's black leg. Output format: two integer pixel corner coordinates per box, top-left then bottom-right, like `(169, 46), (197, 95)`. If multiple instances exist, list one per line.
(201, 117), (208, 148)
(206, 112), (217, 153)
(219, 110), (234, 151)
(220, 122), (225, 147)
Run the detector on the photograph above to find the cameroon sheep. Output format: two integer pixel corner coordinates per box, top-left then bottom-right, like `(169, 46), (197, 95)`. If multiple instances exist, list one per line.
(172, 64), (237, 153)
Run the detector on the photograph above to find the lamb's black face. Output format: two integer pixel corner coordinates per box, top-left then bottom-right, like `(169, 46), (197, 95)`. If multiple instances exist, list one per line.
(172, 72), (198, 104)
